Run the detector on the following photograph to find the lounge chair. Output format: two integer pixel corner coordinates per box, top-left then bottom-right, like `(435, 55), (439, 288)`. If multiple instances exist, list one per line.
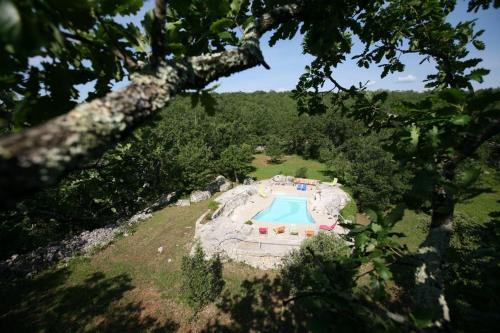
(319, 222), (337, 231)
(290, 226), (299, 235)
(273, 225), (285, 234)
(258, 185), (267, 198)
(305, 228), (315, 237)
(259, 227), (268, 234)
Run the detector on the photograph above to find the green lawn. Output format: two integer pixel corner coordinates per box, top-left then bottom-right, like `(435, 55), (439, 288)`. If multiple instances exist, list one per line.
(393, 167), (500, 252)
(2, 155), (496, 332)
(0, 201), (265, 332)
(250, 154), (330, 181)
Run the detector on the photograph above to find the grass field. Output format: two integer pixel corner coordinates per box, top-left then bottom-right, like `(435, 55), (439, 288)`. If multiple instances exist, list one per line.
(250, 154), (330, 181)
(0, 201), (265, 332)
(2, 154), (496, 332)
(393, 166), (500, 252)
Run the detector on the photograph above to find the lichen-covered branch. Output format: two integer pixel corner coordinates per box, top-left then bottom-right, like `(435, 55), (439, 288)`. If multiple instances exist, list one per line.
(0, 4), (302, 206)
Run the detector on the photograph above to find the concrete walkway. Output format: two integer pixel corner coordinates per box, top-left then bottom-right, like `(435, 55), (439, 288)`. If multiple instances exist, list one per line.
(195, 176), (351, 269)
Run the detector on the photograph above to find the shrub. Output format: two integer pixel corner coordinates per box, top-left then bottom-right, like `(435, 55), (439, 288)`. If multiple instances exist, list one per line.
(295, 167), (308, 178)
(207, 200), (220, 210)
(181, 243), (225, 310)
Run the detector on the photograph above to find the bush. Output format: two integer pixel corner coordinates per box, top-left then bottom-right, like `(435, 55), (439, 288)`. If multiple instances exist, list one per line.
(280, 233), (352, 292)
(181, 243), (225, 310)
(447, 212), (500, 331)
(295, 167), (308, 178)
(207, 200), (220, 210)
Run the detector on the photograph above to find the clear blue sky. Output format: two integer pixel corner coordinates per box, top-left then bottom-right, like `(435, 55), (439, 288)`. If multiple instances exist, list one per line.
(103, 0), (500, 95)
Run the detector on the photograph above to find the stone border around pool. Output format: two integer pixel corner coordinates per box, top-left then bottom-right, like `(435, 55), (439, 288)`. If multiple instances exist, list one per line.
(195, 175), (352, 270)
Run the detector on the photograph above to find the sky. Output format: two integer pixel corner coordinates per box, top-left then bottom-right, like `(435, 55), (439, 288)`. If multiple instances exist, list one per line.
(89, 0), (500, 95)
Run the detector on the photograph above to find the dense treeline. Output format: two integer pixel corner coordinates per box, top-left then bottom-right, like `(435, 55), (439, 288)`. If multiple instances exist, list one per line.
(1, 90), (496, 260)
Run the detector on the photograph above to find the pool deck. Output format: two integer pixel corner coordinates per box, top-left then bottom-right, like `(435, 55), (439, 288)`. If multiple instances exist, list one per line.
(195, 177), (351, 269)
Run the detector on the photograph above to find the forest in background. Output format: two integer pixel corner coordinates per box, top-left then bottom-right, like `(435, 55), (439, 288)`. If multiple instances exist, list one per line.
(1, 90), (497, 260)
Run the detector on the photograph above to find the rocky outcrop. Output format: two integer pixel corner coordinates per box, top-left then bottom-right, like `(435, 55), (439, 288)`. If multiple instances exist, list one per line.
(271, 175), (294, 183)
(219, 181), (232, 192)
(243, 178), (255, 185)
(206, 175), (231, 194)
(190, 190), (211, 203)
(0, 210), (152, 279)
(255, 145), (265, 153)
(212, 185), (257, 219)
(176, 199), (191, 206)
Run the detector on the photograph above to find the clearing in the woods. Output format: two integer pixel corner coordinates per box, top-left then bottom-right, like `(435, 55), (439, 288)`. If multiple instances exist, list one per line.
(0, 156), (498, 332)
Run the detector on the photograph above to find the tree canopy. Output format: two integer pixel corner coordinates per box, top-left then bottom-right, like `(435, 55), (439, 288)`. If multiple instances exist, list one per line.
(0, 0), (499, 331)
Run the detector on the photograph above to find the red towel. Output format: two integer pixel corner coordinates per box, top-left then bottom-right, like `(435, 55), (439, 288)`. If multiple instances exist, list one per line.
(319, 223), (336, 231)
(259, 227), (268, 234)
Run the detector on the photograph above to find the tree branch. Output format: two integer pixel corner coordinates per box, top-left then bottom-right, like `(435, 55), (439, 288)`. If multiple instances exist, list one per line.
(96, 16), (139, 69)
(448, 118), (500, 170)
(0, 4), (302, 207)
(151, 0), (167, 67)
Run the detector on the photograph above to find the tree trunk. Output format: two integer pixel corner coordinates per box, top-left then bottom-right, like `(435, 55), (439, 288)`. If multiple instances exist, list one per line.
(234, 170), (239, 184)
(414, 185), (454, 330)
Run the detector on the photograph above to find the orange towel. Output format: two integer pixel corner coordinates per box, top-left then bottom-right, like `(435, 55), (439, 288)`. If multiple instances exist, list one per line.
(273, 226), (285, 234)
(305, 228), (315, 237)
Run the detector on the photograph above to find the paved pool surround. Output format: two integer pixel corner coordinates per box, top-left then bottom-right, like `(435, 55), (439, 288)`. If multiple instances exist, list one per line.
(194, 176), (351, 270)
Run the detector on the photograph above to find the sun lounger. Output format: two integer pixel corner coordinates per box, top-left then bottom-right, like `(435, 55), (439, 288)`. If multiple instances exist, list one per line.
(319, 222), (337, 231)
(258, 185), (267, 198)
(296, 183), (307, 191)
(259, 227), (268, 234)
(273, 225), (285, 234)
(305, 228), (315, 237)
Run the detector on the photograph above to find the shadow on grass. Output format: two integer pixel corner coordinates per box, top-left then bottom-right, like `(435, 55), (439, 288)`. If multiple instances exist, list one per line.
(456, 185), (495, 203)
(201, 276), (304, 332)
(390, 211), (500, 332)
(0, 268), (178, 332)
(202, 273), (399, 332)
(445, 211), (500, 332)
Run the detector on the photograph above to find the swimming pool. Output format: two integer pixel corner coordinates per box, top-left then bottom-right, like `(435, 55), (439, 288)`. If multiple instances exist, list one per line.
(253, 196), (315, 224)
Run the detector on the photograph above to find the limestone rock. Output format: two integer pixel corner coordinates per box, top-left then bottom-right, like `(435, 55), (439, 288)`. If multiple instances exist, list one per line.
(219, 181), (232, 192)
(255, 145), (265, 153)
(206, 175), (228, 194)
(190, 190), (211, 203)
(243, 178), (254, 185)
(272, 174), (286, 182)
(176, 199), (191, 206)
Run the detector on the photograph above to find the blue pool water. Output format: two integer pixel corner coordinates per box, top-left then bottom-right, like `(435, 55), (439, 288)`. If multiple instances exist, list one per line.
(253, 196), (315, 224)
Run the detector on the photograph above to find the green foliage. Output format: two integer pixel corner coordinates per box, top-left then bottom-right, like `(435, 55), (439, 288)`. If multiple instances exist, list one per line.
(244, 220), (253, 225)
(181, 243), (225, 310)
(320, 135), (411, 210)
(207, 200), (220, 210)
(176, 140), (215, 191)
(266, 136), (284, 163)
(275, 224), (408, 331)
(294, 167), (308, 178)
(218, 144), (253, 182)
(447, 212), (500, 332)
